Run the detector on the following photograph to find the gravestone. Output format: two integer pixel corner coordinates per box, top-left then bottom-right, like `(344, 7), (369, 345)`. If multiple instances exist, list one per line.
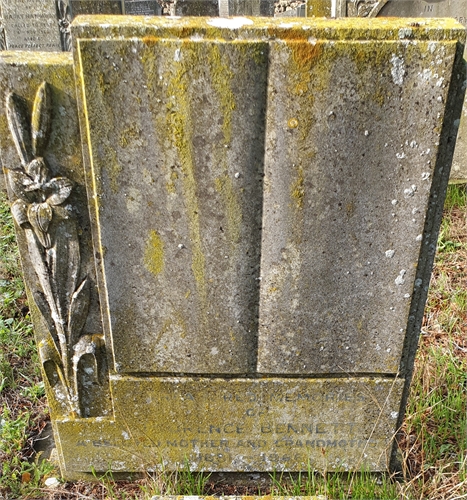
(174, 0), (219, 16)
(275, 4), (306, 17)
(69, 0), (161, 16)
(123, 0), (161, 15)
(306, 0), (467, 182)
(218, 0), (275, 17)
(0, 16), (464, 479)
(69, 0), (123, 15)
(0, 0), (67, 51)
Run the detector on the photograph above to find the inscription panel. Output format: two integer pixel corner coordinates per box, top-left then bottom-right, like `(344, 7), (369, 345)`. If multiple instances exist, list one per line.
(124, 0), (161, 15)
(70, 0), (123, 16)
(55, 377), (404, 473)
(1, 0), (61, 51)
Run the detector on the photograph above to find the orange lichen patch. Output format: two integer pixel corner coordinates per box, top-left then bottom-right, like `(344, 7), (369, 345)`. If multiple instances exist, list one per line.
(142, 35), (158, 46)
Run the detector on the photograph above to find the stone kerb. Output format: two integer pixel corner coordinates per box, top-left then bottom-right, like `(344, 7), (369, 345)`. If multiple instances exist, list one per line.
(0, 16), (465, 479)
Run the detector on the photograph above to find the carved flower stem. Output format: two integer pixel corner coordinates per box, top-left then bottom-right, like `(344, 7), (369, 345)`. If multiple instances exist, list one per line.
(25, 228), (78, 414)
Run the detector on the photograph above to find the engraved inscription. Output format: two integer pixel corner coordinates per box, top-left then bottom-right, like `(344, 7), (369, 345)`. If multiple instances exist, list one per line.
(2, 8), (61, 51)
(124, 0), (161, 15)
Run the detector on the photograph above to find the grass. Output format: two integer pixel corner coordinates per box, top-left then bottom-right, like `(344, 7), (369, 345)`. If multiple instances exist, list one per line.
(0, 184), (466, 499)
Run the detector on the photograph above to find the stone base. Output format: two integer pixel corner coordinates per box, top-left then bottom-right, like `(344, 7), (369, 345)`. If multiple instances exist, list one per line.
(54, 377), (403, 478)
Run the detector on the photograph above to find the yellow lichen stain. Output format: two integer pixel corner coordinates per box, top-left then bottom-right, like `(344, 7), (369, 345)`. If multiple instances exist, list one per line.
(346, 201), (355, 217)
(144, 229), (164, 276)
(166, 170), (179, 194)
(164, 41), (207, 308)
(119, 123), (141, 149)
(288, 117), (299, 129)
(107, 148), (123, 194)
(208, 43), (236, 145)
(291, 165), (305, 210)
(214, 174), (242, 243)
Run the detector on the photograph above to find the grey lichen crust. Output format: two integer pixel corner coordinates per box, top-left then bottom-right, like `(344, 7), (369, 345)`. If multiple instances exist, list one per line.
(5, 82), (103, 417)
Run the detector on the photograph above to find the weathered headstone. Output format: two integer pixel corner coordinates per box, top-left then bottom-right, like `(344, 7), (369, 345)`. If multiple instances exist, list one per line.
(306, 0), (331, 17)
(306, 0), (467, 182)
(69, 0), (123, 16)
(275, 4), (306, 17)
(174, 0), (219, 16)
(0, 0), (68, 51)
(218, 0), (275, 17)
(70, 0), (163, 16)
(0, 16), (464, 479)
(123, 0), (161, 15)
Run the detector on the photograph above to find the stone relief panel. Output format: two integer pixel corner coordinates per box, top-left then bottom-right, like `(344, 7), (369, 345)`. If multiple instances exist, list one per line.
(4, 81), (109, 417)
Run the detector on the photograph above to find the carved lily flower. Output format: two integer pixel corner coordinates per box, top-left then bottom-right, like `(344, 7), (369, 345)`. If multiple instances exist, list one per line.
(10, 158), (73, 248)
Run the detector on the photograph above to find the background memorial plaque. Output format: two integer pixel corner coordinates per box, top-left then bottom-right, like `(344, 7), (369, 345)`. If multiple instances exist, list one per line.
(174, 0), (219, 16)
(0, 0), (63, 51)
(70, 0), (123, 16)
(123, 0), (161, 15)
(275, 4), (306, 17)
(218, 0), (275, 16)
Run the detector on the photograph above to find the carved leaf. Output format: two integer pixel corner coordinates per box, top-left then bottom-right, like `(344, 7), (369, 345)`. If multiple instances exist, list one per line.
(7, 170), (36, 204)
(38, 337), (62, 371)
(24, 228), (64, 341)
(31, 82), (52, 157)
(32, 290), (57, 342)
(45, 177), (73, 206)
(26, 158), (50, 188)
(56, 0), (67, 19)
(6, 93), (33, 168)
(27, 202), (52, 248)
(49, 214), (80, 343)
(68, 277), (90, 347)
(10, 199), (29, 227)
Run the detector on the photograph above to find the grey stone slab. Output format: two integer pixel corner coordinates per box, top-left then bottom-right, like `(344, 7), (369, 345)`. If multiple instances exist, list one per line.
(0, 16), (463, 478)
(74, 31), (267, 374)
(0, 0), (63, 51)
(174, 0), (219, 16)
(257, 34), (463, 374)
